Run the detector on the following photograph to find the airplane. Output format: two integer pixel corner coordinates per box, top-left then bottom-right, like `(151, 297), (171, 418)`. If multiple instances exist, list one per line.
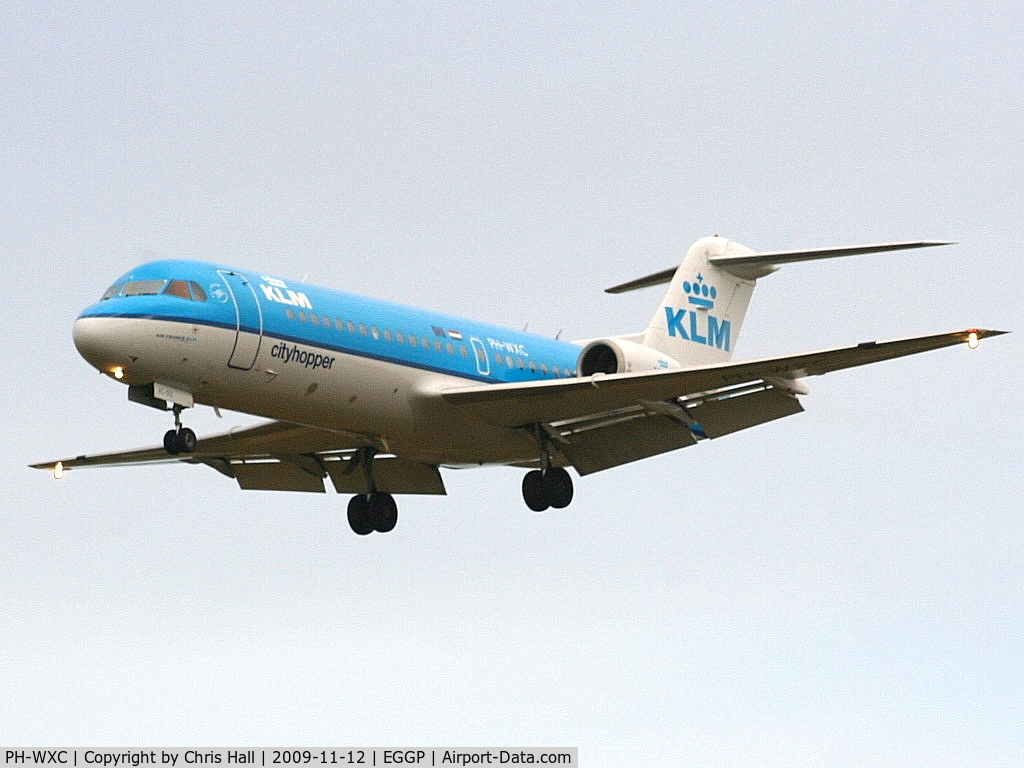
(33, 235), (1005, 535)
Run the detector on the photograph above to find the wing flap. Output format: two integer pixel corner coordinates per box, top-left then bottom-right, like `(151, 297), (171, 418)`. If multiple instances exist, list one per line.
(556, 414), (697, 476)
(325, 457), (446, 495)
(233, 461), (327, 493)
(689, 385), (804, 438)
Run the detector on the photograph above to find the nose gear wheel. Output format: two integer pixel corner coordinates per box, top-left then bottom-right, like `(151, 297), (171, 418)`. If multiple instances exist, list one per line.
(162, 404), (197, 455)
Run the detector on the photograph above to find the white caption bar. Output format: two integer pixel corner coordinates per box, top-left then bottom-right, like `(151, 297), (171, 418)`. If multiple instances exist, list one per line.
(2, 750), (578, 768)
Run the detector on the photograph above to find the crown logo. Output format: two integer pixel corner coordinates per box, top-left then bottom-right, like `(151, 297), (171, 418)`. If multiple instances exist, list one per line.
(682, 273), (717, 309)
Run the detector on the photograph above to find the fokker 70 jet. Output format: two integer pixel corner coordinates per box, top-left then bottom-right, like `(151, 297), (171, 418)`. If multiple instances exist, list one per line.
(35, 236), (1004, 534)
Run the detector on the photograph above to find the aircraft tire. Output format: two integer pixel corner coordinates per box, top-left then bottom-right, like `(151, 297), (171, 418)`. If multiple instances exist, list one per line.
(370, 492), (398, 533)
(177, 427), (198, 454)
(543, 467), (574, 509)
(347, 495), (374, 536)
(522, 470), (549, 512)
(163, 429), (181, 455)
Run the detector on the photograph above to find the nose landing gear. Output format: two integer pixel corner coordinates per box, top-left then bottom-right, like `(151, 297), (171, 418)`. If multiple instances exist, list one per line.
(163, 404), (197, 455)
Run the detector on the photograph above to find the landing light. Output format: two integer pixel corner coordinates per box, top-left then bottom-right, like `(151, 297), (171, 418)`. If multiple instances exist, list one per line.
(52, 462), (65, 480)
(112, 366), (125, 379)
(967, 331), (980, 350)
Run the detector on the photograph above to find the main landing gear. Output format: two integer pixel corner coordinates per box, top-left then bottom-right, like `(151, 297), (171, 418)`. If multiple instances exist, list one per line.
(163, 404), (197, 455)
(345, 448), (399, 535)
(347, 493), (398, 535)
(522, 466), (574, 512)
(521, 425), (574, 512)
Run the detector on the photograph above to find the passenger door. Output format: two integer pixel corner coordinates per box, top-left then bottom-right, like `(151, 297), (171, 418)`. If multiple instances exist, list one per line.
(217, 270), (264, 370)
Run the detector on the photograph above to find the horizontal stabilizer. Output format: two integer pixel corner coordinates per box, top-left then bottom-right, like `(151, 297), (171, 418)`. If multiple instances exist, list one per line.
(606, 240), (953, 293)
(709, 240), (953, 269)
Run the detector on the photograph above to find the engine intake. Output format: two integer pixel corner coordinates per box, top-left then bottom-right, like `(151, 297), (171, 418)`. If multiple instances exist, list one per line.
(577, 338), (681, 376)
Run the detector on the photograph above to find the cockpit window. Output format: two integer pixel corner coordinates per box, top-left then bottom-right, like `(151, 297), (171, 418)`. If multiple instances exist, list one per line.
(99, 277), (208, 301)
(164, 280), (191, 299)
(162, 280), (208, 301)
(100, 282), (125, 301)
(122, 280), (167, 296)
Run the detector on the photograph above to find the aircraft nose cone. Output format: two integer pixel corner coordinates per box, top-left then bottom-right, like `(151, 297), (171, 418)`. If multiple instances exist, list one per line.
(73, 315), (121, 373)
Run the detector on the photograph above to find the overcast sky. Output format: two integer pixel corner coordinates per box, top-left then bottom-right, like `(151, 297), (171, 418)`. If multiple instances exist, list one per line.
(2, 3), (1022, 765)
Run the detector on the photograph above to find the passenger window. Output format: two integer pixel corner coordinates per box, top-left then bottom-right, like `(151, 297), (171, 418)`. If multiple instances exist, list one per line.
(528, 361), (537, 373)
(460, 345), (468, 357)
(421, 337), (430, 349)
(384, 329), (392, 342)
(371, 326), (380, 340)
(189, 282), (207, 301)
(434, 340), (443, 352)
(347, 321), (356, 334)
(396, 331), (405, 344)
(335, 318), (344, 331)
(310, 313), (319, 326)
(359, 323), (368, 337)
(541, 363), (549, 375)
(298, 311), (307, 323)
(516, 357), (524, 369)
(409, 335), (417, 348)
(494, 352), (503, 365)
(286, 308), (295, 321)
(446, 342), (454, 355)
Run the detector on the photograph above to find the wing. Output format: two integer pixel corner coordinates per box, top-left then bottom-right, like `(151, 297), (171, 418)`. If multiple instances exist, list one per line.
(443, 328), (1006, 474)
(31, 420), (446, 495)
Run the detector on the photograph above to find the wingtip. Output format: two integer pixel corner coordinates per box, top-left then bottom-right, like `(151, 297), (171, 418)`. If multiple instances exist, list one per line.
(964, 328), (1009, 349)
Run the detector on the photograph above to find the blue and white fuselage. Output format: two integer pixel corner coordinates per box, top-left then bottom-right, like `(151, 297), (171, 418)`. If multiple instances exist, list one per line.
(45, 237), (1002, 535)
(73, 259), (582, 466)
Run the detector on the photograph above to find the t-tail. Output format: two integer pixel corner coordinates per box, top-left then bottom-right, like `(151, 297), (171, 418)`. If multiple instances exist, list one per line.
(606, 236), (953, 367)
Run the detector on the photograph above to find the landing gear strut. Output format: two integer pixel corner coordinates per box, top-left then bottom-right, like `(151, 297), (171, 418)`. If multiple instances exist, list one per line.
(345, 448), (399, 535)
(163, 405), (197, 455)
(521, 426), (574, 512)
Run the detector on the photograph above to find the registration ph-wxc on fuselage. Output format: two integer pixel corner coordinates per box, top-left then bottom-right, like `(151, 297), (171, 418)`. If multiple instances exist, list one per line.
(35, 236), (1005, 535)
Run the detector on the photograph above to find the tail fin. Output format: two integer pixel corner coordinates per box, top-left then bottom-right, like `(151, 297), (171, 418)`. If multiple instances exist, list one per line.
(635, 236), (758, 366)
(607, 236), (952, 367)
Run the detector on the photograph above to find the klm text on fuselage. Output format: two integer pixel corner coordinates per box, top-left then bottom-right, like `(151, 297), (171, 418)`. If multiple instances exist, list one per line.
(664, 307), (731, 351)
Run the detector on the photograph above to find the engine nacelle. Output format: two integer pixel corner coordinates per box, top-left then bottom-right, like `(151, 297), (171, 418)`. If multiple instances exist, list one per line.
(576, 338), (681, 376)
